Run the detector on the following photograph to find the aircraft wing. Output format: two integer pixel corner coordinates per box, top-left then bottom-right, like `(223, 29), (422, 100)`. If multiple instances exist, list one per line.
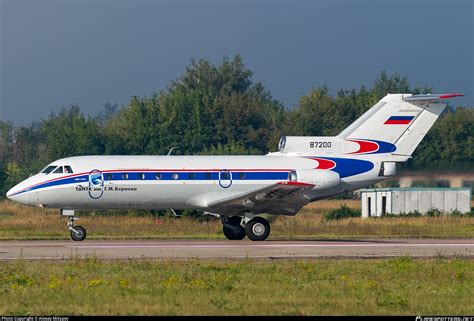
(207, 182), (314, 216)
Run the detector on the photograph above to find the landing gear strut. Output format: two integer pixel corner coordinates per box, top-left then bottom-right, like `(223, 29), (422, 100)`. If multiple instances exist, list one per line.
(222, 215), (271, 241)
(61, 209), (87, 241)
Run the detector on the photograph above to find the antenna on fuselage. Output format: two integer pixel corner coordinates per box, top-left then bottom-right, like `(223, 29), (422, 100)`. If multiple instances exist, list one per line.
(169, 209), (181, 217)
(167, 147), (178, 155)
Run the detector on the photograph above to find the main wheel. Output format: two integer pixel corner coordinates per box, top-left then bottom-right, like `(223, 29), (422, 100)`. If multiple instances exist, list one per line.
(245, 217), (270, 241)
(70, 225), (87, 241)
(223, 216), (246, 240)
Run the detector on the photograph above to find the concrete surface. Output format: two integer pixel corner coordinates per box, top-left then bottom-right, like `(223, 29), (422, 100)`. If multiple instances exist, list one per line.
(0, 239), (472, 260)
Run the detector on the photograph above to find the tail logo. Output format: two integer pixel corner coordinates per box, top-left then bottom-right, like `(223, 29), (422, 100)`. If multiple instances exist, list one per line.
(88, 169), (104, 199)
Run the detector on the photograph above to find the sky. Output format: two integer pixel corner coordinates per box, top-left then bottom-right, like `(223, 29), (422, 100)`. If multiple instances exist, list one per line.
(0, 0), (473, 125)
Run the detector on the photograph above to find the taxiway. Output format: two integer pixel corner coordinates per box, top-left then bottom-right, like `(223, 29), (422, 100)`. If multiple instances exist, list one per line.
(0, 239), (472, 260)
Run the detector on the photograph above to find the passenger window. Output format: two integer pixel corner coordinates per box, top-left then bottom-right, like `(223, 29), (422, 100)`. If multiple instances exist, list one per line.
(105, 173), (113, 180)
(205, 173), (212, 179)
(171, 173), (179, 180)
(53, 166), (63, 174)
(156, 173), (163, 180)
(188, 173), (196, 180)
(239, 173), (246, 179)
(122, 173), (128, 180)
(64, 166), (73, 173)
(221, 172), (230, 180)
(139, 173), (146, 180)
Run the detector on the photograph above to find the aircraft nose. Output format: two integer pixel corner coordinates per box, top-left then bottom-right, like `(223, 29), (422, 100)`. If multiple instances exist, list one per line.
(6, 187), (15, 199)
(6, 185), (30, 205)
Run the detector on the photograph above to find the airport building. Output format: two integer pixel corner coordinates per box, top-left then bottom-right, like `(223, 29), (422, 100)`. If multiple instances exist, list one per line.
(360, 187), (472, 218)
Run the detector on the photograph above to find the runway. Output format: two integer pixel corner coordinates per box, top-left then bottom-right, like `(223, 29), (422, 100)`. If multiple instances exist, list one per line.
(0, 239), (473, 260)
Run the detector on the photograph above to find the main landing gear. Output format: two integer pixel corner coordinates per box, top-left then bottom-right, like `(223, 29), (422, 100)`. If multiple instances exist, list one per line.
(222, 215), (271, 241)
(61, 209), (87, 241)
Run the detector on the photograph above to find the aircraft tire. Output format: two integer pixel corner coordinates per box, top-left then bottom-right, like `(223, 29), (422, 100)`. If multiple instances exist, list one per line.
(70, 225), (87, 241)
(223, 216), (246, 240)
(245, 217), (270, 241)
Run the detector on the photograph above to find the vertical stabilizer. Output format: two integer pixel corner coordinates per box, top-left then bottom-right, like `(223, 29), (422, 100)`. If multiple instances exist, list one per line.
(338, 93), (462, 158)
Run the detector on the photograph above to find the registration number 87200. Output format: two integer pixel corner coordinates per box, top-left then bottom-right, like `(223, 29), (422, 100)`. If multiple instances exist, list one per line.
(309, 142), (332, 148)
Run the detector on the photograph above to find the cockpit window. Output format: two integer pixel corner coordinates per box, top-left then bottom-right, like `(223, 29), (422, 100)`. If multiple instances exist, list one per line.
(53, 166), (63, 174)
(64, 166), (73, 173)
(41, 166), (57, 174)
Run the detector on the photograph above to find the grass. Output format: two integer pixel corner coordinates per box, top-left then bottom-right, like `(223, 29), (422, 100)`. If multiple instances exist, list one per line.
(0, 257), (472, 315)
(0, 199), (473, 240)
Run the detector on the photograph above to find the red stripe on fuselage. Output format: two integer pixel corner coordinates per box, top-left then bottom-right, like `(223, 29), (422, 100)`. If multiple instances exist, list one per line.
(347, 139), (379, 154)
(278, 181), (314, 187)
(100, 168), (293, 172)
(307, 158), (336, 170)
(13, 168), (295, 195)
(22, 172), (86, 192)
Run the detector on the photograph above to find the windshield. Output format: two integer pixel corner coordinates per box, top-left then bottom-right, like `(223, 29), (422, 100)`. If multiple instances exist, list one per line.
(53, 166), (63, 174)
(40, 165), (57, 174)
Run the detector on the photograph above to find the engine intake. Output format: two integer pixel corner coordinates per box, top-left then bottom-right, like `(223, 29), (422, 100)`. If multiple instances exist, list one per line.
(290, 169), (340, 190)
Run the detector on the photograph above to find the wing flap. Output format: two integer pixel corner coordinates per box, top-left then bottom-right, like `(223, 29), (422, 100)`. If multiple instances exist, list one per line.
(207, 181), (313, 216)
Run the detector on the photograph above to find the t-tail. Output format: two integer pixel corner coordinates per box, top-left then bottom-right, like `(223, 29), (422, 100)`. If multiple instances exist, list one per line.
(338, 93), (463, 161)
(276, 93), (463, 163)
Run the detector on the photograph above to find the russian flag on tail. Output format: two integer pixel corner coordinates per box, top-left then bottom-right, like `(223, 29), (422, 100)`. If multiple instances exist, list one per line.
(384, 116), (414, 125)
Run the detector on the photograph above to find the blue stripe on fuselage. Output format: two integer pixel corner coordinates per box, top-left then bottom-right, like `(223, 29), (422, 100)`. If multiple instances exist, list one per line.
(318, 157), (374, 178)
(364, 139), (397, 154)
(12, 157), (375, 196)
(12, 171), (291, 195)
(104, 171), (289, 181)
(26, 175), (89, 193)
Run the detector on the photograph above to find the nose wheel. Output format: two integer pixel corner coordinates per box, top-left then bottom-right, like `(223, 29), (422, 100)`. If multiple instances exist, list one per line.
(70, 224), (87, 242)
(62, 210), (87, 241)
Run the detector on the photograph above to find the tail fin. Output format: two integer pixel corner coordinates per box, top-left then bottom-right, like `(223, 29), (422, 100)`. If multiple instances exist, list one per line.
(338, 93), (463, 160)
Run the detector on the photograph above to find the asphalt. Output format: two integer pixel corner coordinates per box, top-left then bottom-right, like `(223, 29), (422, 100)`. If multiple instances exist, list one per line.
(0, 239), (473, 260)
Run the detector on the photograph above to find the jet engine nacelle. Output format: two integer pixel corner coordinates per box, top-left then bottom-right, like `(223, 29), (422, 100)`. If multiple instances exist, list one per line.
(290, 169), (340, 190)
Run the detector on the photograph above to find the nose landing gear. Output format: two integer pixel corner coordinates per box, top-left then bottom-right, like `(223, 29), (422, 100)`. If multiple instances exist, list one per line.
(68, 217), (87, 242)
(61, 209), (87, 241)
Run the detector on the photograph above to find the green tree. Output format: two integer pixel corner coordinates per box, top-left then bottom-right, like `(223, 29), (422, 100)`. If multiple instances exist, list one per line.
(104, 55), (284, 156)
(373, 71), (410, 98)
(41, 105), (104, 159)
(409, 107), (474, 169)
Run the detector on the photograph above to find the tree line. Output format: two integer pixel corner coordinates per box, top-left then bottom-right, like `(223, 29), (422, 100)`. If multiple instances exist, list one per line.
(0, 55), (472, 197)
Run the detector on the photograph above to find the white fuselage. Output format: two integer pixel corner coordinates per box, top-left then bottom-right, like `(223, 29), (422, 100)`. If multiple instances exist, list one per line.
(6, 154), (385, 214)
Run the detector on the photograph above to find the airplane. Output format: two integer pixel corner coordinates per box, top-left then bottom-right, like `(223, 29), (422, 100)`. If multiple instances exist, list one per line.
(6, 93), (463, 241)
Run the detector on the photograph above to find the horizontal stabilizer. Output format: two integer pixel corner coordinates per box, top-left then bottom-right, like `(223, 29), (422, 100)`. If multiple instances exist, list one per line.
(402, 93), (464, 103)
